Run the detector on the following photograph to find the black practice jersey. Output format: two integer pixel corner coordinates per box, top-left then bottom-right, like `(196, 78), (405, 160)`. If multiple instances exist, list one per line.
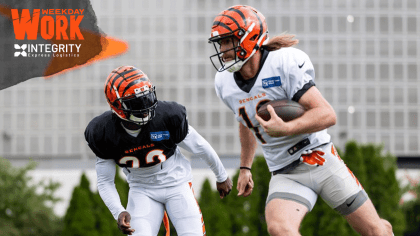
(85, 101), (189, 168)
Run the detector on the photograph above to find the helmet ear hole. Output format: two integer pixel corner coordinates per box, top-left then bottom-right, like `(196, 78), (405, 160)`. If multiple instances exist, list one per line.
(250, 34), (258, 41)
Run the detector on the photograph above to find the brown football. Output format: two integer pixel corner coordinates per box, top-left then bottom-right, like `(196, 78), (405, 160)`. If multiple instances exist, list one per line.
(257, 99), (305, 122)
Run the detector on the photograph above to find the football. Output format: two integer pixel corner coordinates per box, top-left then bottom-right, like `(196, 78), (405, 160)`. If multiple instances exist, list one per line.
(257, 99), (305, 122)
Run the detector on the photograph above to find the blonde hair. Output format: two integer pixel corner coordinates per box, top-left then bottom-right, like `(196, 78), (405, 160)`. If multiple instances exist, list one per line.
(261, 33), (299, 51)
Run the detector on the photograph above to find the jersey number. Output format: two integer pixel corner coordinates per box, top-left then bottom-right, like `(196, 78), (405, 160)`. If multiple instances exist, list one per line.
(119, 149), (167, 168)
(239, 107), (266, 144)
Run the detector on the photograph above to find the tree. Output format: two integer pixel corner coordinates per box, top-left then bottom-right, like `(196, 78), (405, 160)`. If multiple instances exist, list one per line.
(402, 173), (420, 235)
(62, 173), (99, 236)
(0, 157), (62, 236)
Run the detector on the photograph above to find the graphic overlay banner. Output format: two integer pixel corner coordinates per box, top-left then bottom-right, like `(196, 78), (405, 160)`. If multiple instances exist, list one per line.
(0, 0), (128, 90)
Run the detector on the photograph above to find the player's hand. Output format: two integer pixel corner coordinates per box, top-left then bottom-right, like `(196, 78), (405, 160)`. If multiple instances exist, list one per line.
(117, 211), (135, 235)
(300, 149), (326, 166)
(255, 105), (291, 137)
(237, 169), (254, 197)
(217, 177), (233, 199)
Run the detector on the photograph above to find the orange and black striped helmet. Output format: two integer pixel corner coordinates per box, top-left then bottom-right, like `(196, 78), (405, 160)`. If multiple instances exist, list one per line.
(104, 66), (157, 125)
(209, 5), (268, 72)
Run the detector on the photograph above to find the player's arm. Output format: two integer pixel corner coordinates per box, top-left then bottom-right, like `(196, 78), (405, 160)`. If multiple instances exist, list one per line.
(96, 157), (135, 234)
(237, 122), (256, 197)
(290, 86), (336, 134)
(256, 86), (336, 137)
(177, 125), (232, 198)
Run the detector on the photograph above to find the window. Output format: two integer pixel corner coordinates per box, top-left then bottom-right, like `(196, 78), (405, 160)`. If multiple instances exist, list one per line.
(407, 17), (417, 33)
(225, 111), (235, 128)
(30, 136), (39, 153)
(324, 40), (333, 56)
(211, 111), (220, 126)
(394, 87), (404, 104)
(380, 111), (390, 128)
(366, 87), (375, 104)
(381, 134), (390, 152)
(338, 111), (348, 127)
(366, 40), (375, 56)
(58, 136), (66, 153)
(114, 17), (122, 35)
(408, 41), (417, 57)
(324, 63), (333, 80)
(309, 17), (318, 32)
(324, 17), (332, 32)
(380, 40), (388, 56)
(379, 17), (388, 32)
(337, 16), (347, 32)
(338, 40), (346, 56)
(281, 16), (290, 31)
(338, 64), (347, 79)
(324, 87), (333, 103)
(408, 88), (418, 104)
(394, 111), (404, 127)
(198, 111), (206, 126)
(393, 40), (403, 56)
(31, 114), (39, 129)
(409, 135), (418, 152)
(338, 87), (347, 103)
(394, 64), (403, 81)
(296, 17), (305, 32)
(379, 63), (389, 80)
(17, 113), (25, 130)
(17, 135), (25, 154)
(198, 88), (206, 103)
(366, 17), (375, 32)
(352, 111), (361, 127)
(366, 63), (375, 80)
(380, 87), (389, 104)
(72, 113), (80, 128)
(352, 64), (361, 79)
(366, 111), (376, 127)
(408, 64), (417, 80)
(395, 134), (404, 152)
(352, 87), (361, 104)
(409, 111), (418, 128)
(17, 89), (25, 107)
(393, 17), (402, 32)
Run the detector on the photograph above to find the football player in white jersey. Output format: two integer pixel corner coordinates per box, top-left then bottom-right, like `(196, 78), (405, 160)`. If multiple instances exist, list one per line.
(208, 5), (393, 236)
(85, 66), (232, 235)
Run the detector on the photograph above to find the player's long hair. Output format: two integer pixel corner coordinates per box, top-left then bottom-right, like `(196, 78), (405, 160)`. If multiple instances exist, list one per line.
(261, 33), (299, 51)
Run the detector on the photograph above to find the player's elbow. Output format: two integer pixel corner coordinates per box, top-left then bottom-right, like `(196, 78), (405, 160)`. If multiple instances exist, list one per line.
(326, 109), (337, 127)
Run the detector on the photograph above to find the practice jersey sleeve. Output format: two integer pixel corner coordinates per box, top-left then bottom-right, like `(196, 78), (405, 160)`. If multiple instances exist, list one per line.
(177, 125), (228, 183)
(281, 48), (316, 102)
(167, 102), (189, 144)
(84, 114), (114, 160)
(96, 157), (126, 220)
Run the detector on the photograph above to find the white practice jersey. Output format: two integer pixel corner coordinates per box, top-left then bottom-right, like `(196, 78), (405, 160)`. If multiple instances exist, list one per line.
(215, 47), (331, 171)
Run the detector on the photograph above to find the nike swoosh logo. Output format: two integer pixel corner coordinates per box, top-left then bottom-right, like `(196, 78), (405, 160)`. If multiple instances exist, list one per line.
(346, 197), (356, 207)
(298, 61), (305, 69)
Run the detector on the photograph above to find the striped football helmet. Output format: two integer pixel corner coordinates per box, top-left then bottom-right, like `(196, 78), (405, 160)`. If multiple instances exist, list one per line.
(208, 5), (269, 72)
(104, 66), (157, 125)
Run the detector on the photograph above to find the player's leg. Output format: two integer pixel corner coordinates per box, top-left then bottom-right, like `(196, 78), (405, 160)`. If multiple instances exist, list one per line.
(344, 199), (393, 236)
(318, 143), (393, 236)
(265, 174), (318, 236)
(126, 187), (165, 236)
(265, 199), (308, 236)
(165, 182), (205, 236)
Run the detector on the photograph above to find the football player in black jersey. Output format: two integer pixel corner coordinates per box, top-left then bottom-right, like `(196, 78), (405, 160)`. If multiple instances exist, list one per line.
(85, 66), (232, 235)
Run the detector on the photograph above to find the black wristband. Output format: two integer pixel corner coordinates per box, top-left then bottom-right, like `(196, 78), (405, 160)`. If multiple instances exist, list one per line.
(240, 166), (252, 171)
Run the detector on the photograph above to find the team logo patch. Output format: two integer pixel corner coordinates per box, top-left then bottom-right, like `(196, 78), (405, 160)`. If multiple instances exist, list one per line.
(150, 131), (170, 141)
(262, 76), (281, 89)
